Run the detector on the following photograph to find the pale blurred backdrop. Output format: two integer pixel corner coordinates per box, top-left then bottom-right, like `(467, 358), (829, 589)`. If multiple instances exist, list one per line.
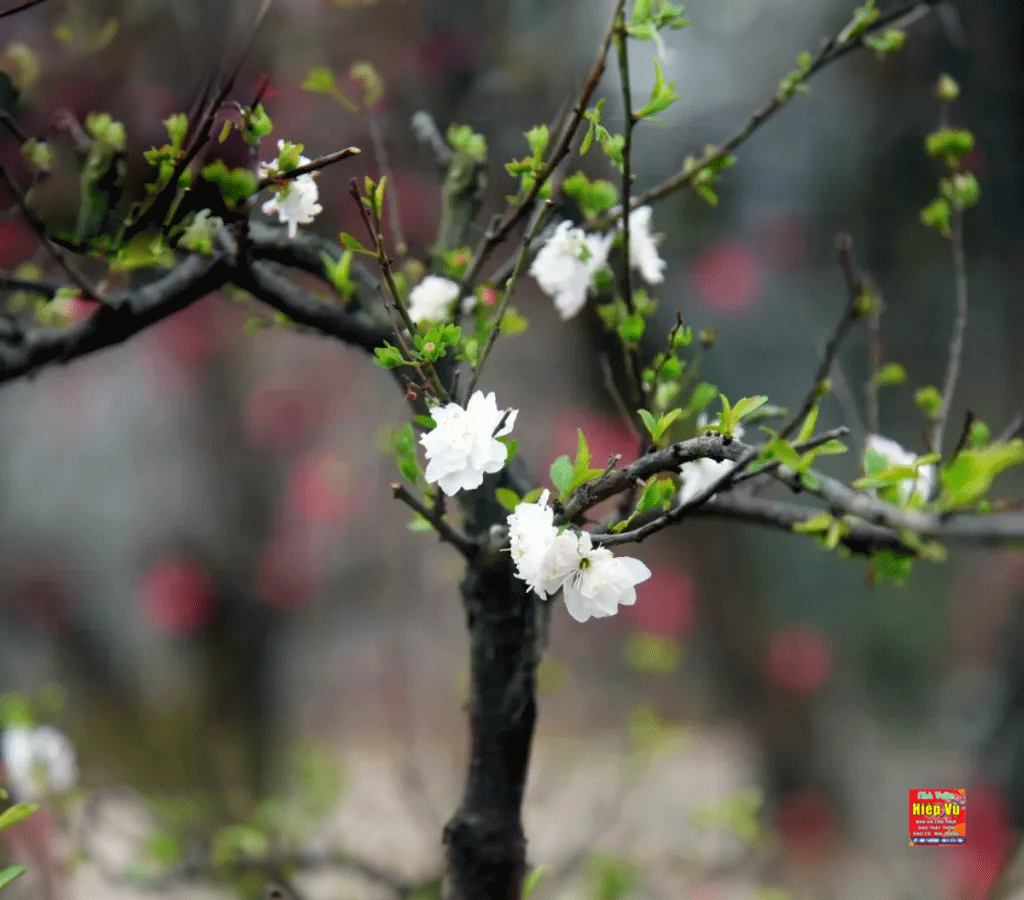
(1, 1), (1023, 898)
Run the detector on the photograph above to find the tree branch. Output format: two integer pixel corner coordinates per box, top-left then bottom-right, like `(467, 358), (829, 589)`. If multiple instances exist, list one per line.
(588, 0), (943, 229)
(0, 252), (229, 383)
(777, 234), (864, 441)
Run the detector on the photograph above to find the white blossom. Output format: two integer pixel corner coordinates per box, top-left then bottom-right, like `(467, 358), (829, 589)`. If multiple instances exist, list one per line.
(507, 491), (579, 596)
(506, 497), (651, 622)
(407, 275), (461, 323)
(2, 725), (78, 800)
(260, 141), (322, 238)
(625, 206), (666, 284)
(420, 391), (517, 496)
(529, 221), (613, 319)
(561, 532), (652, 623)
(864, 433), (935, 504)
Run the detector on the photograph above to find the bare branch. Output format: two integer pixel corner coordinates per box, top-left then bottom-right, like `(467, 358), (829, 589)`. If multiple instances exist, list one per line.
(391, 481), (475, 558)
(256, 146), (361, 190)
(588, 0), (944, 229)
(777, 234), (865, 441)
(0, 252), (228, 383)
(931, 202), (970, 457)
(459, 0), (628, 289)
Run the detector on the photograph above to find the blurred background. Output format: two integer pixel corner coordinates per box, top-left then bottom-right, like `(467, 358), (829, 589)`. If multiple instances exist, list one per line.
(1, 0), (1023, 898)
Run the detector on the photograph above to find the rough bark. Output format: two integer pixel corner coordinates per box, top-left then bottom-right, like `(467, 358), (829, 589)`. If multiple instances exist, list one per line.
(444, 544), (541, 900)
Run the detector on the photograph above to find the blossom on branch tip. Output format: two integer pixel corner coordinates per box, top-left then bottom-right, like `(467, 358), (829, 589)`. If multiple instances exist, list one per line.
(420, 391), (517, 496)
(259, 140), (322, 238)
(626, 206), (666, 284)
(864, 433), (935, 504)
(1, 724), (78, 800)
(561, 532), (652, 623)
(407, 275), (460, 323)
(529, 221), (613, 320)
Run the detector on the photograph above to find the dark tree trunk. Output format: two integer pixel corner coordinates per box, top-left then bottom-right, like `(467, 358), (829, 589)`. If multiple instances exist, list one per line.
(443, 547), (541, 900)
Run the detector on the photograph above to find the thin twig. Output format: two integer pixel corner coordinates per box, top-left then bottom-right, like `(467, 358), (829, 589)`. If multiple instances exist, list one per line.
(391, 482), (474, 558)
(464, 202), (549, 399)
(600, 353), (641, 443)
(458, 0), (627, 290)
(865, 278), (883, 436)
(587, 0), (942, 230)
(615, 14), (636, 317)
(0, 158), (106, 306)
(777, 233), (864, 441)
(0, 0), (49, 18)
(367, 113), (406, 256)
(0, 273), (62, 298)
(998, 406), (1024, 443)
(257, 146), (360, 190)
(931, 202), (969, 457)
(349, 178), (449, 402)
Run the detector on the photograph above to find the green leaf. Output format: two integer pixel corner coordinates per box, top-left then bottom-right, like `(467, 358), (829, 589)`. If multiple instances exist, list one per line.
(797, 404), (819, 443)
(407, 514), (433, 533)
(763, 438), (803, 471)
(414, 414), (436, 429)
(731, 395), (770, 424)
(0, 803), (38, 831)
(339, 231), (368, 252)
(635, 58), (680, 119)
(637, 408), (658, 439)
(921, 197), (952, 238)
(631, 0), (654, 25)
(873, 362), (907, 387)
(792, 513), (834, 535)
(0, 865), (27, 891)
(915, 385), (943, 421)
(525, 124), (549, 162)
(549, 455), (574, 496)
(374, 344), (406, 369)
(495, 487), (521, 512)
(302, 66), (337, 95)
(925, 127), (974, 160)
(522, 865), (547, 900)
(938, 440), (1024, 512)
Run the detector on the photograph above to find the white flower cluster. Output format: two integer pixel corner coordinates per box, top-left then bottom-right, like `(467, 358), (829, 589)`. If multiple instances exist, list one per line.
(864, 433), (936, 504)
(2, 725), (78, 801)
(259, 140), (323, 238)
(417, 392), (649, 622)
(529, 206), (665, 320)
(507, 490), (651, 622)
(420, 390), (518, 496)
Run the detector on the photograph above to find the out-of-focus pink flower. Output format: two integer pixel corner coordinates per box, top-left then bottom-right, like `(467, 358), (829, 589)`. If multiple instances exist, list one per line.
(144, 297), (226, 370)
(243, 378), (328, 452)
(689, 241), (765, 314)
(0, 220), (37, 267)
(627, 566), (697, 636)
(773, 788), (841, 863)
(284, 449), (366, 528)
(944, 783), (1012, 900)
(755, 210), (807, 270)
(140, 558), (215, 636)
(549, 408), (636, 474)
(764, 624), (832, 694)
